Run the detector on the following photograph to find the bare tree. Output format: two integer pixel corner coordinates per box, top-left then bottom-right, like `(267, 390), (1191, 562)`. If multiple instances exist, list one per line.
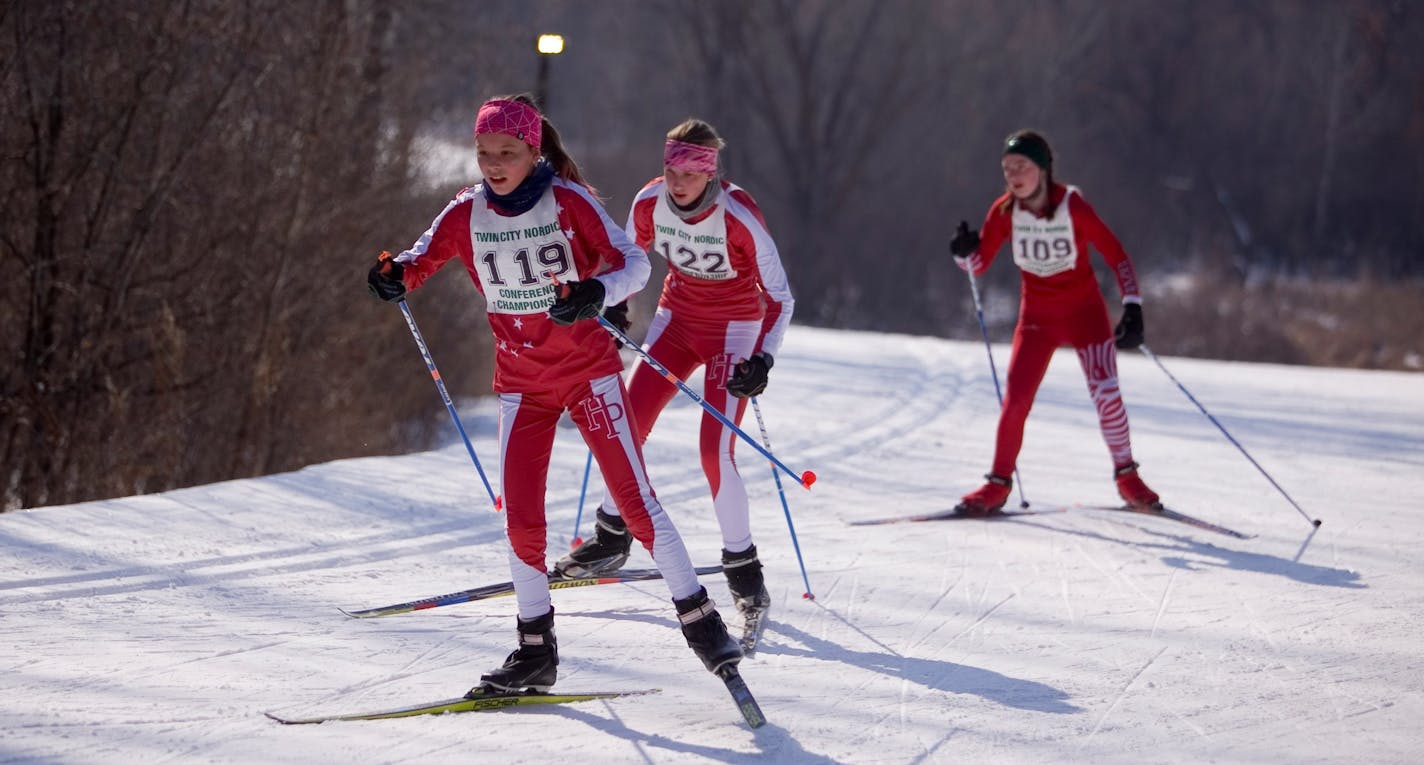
(666, 0), (926, 325)
(0, 0), (494, 510)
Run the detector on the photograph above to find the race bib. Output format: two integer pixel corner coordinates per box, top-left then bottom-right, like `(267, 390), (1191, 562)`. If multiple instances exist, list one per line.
(1011, 189), (1078, 278)
(468, 192), (574, 314)
(651, 193), (736, 281)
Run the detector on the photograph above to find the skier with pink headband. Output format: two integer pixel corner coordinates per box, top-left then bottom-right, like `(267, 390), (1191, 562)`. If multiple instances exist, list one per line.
(367, 96), (742, 696)
(555, 118), (795, 645)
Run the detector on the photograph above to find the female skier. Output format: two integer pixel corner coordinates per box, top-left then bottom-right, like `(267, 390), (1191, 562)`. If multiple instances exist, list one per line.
(367, 95), (740, 694)
(554, 118), (794, 624)
(949, 129), (1160, 515)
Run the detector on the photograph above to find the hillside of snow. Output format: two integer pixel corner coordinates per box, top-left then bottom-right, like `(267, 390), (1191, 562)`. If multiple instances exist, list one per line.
(2, 326), (1421, 764)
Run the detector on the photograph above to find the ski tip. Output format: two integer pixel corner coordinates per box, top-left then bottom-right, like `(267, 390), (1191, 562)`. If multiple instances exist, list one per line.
(800, 470), (817, 488)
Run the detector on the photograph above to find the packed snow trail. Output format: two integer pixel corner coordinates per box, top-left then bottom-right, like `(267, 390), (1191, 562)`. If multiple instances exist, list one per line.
(1, 327), (1421, 764)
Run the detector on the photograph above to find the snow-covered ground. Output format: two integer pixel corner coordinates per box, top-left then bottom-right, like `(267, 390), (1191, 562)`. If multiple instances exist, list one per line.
(2, 326), (1421, 764)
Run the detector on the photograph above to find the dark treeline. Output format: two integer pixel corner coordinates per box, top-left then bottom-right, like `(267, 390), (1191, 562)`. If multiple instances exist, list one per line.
(1, 1), (491, 509)
(4, 0), (1420, 510)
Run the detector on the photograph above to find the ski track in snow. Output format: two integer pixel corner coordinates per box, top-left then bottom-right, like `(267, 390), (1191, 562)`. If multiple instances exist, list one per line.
(2, 327), (1422, 764)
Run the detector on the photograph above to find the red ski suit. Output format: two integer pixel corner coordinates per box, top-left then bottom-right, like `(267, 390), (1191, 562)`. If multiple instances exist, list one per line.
(395, 178), (701, 618)
(608, 178), (794, 553)
(966, 183), (1142, 476)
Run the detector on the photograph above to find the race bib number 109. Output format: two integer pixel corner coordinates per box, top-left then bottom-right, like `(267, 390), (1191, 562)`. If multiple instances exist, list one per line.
(1012, 221), (1077, 278)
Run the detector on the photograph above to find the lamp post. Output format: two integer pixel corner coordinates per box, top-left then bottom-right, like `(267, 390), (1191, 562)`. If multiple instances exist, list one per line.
(535, 34), (564, 114)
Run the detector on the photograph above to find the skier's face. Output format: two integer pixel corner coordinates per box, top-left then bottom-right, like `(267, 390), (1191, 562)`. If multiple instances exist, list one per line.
(476, 133), (539, 195)
(1001, 154), (1043, 200)
(663, 166), (712, 207)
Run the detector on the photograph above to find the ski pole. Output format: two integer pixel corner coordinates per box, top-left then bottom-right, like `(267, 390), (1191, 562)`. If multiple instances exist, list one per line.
(1138, 344), (1321, 528)
(592, 314), (816, 489)
(964, 268), (1030, 508)
(570, 450), (593, 548)
(751, 398), (815, 600)
(396, 299), (500, 510)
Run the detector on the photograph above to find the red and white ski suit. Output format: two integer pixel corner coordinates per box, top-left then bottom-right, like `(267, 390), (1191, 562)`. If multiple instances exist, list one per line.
(965, 182), (1142, 477)
(395, 178), (701, 618)
(604, 178), (794, 553)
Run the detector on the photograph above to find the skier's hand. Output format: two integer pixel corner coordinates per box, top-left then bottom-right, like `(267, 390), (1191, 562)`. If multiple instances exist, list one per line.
(549, 279), (606, 325)
(603, 300), (631, 347)
(950, 220), (981, 268)
(727, 352), (773, 398)
(1114, 303), (1145, 349)
(367, 250), (406, 302)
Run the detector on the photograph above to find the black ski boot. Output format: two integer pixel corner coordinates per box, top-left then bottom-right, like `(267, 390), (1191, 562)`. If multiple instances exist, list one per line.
(722, 545), (771, 616)
(553, 507), (632, 578)
(470, 608), (558, 695)
(673, 587), (742, 674)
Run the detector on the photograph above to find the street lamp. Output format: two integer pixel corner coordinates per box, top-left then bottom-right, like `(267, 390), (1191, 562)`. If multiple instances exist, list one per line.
(535, 34), (564, 114)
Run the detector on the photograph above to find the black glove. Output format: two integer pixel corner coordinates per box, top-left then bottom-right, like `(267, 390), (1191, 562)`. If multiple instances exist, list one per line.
(548, 279), (606, 325)
(1114, 303), (1144, 349)
(367, 250), (406, 302)
(950, 220), (980, 258)
(603, 300), (631, 347)
(726, 352), (773, 398)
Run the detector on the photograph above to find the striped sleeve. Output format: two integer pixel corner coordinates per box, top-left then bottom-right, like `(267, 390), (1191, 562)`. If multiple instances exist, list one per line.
(396, 188), (477, 292)
(726, 188), (794, 357)
(1069, 192), (1141, 304)
(625, 178), (663, 250)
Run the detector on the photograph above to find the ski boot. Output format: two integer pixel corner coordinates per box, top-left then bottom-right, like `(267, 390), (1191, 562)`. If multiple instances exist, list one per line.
(722, 545), (771, 617)
(673, 587), (742, 674)
(469, 608), (558, 695)
(953, 473), (1012, 516)
(554, 507), (632, 578)
(1115, 462), (1161, 510)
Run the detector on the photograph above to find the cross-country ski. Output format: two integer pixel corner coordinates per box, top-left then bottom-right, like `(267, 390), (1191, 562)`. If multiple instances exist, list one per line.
(266, 688), (660, 724)
(340, 565), (725, 618)
(848, 507), (1066, 525)
(1082, 503), (1256, 539)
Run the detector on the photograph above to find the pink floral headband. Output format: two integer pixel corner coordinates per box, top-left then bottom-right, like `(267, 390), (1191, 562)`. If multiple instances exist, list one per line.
(664, 139), (719, 175)
(475, 99), (542, 150)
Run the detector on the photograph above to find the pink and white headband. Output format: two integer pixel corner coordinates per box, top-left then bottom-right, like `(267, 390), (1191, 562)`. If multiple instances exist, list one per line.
(474, 99), (543, 150)
(664, 139), (719, 175)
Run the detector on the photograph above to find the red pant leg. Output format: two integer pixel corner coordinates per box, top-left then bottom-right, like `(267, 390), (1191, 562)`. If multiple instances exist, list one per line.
(602, 311), (703, 514)
(624, 313), (701, 444)
(694, 319), (759, 551)
(569, 373), (700, 599)
(990, 321), (1059, 478)
(498, 390), (560, 571)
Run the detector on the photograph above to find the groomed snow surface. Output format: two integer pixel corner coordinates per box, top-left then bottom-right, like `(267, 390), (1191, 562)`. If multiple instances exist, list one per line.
(2, 326), (1420, 764)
